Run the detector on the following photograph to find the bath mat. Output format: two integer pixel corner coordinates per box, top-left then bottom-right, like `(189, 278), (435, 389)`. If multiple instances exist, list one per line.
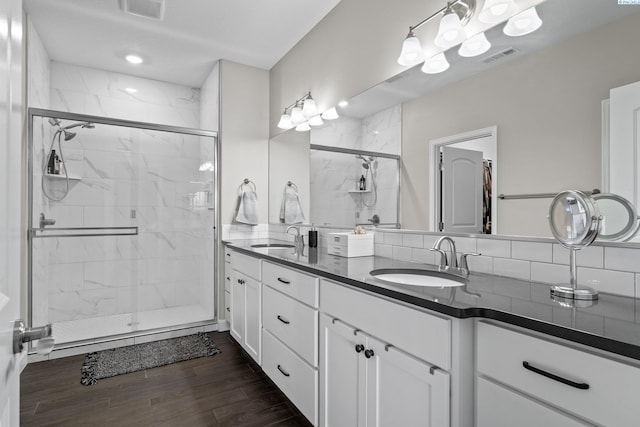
(80, 332), (220, 386)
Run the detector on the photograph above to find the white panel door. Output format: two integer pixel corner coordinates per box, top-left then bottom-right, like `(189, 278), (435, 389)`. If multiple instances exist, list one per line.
(319, 315), (365, 427)
(441, 146), (484, 233)
(610, 80), (640, 210)
(230, 271), (245, 344)
(366, 336), (450, 427)
(243, 275), (261, 363)
(0, 0), (24, 424)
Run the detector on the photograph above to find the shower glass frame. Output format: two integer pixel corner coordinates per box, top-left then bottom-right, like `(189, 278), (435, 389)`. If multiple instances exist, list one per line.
(27, 107), (219, 347)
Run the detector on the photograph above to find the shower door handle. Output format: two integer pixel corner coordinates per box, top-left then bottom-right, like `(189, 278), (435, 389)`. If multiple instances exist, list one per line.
(13, 319), (55, 355)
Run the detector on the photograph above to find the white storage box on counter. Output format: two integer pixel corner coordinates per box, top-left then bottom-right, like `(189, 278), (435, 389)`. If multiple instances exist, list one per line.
(327, 232), (374, 257)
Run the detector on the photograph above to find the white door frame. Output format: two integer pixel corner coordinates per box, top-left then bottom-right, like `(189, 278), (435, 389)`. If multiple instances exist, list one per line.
(428, 126), (498, 234)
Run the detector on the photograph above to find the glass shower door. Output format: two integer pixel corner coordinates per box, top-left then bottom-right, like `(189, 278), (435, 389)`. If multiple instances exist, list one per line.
(29, 110), (217, 345)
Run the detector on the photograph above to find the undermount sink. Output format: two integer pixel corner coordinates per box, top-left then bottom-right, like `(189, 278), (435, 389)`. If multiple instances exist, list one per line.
(250, 243), (295, 249)
(370, 268), (466, 288)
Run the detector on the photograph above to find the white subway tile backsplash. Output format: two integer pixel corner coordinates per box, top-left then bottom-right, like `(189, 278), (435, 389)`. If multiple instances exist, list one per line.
(375, 243), (393, 259)
(411, 248), (436, 265)
(392, 245), (412, 261)
(553, 244), (604, 268)
(477, 239), (511, 258)
(383, 231), (403, 246)
(579, 267), (635, 297)
(512, 241), (552, 263)
(402, 233), (424, 248)
(604, 246), (640, 273)
(467, 255), (493, 275)
(493, 258), (530, 281)
(531, 262), (568, 285)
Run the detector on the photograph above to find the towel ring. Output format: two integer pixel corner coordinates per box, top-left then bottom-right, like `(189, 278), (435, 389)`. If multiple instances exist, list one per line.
(239, 178), (256, 193)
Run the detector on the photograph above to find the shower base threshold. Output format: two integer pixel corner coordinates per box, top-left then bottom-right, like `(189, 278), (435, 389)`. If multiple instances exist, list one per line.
(51, 304), (213, 345)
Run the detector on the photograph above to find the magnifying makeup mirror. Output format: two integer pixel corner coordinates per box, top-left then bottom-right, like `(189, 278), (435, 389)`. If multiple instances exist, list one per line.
(593, 193), (640, 242)
(548, 190), (601, 301)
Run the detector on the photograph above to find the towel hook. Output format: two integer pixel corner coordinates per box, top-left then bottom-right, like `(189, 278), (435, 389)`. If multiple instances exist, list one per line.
(286, 181), (299, 192)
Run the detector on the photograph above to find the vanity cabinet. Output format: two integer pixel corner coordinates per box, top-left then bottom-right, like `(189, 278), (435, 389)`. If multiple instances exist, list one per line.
(229, 250), (261, 363)
(319, 279), (451, 427)
(261, 261), (319, 425)
(476, 321), (640, 427)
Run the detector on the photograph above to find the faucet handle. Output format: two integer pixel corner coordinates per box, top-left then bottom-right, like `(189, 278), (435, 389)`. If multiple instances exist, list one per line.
(429, 248), (447, 268)
(460, 252), (481, 271)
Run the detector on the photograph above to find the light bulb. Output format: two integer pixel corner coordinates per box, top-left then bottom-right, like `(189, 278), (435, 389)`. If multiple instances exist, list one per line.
(397, 31), (425, 66)
(458, 32), (491, 57)
(308, 115), (324, 126)
(290, 105), (305, 124)
(302, 96), (317, 117)
(503, 7), (542, 37)
(125, 54), (143, 64)
(478, 0), (518, 24)
(321, 107), (339, 120)
(434, 11), (466, 49)
(295, 122), (311, 132)
(421, 52), (450, 74)
(277, 113), (294, 130)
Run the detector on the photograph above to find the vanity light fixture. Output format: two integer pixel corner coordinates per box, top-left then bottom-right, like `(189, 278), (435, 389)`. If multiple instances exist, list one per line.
(125, 54), (143, 64)
(397, 0), (542, 74)
(478, 0), (518, 24)
(277, 92), (338, 131)
(503, 6), (542, 37)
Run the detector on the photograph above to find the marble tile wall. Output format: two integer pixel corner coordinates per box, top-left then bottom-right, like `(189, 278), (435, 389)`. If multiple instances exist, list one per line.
(28, 51), (216, 332)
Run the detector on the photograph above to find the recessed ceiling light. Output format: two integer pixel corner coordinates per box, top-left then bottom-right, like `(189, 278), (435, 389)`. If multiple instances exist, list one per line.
(125, 54), (143, 64)
(338, 100), (349, 108)
(125, 87), (137, 94)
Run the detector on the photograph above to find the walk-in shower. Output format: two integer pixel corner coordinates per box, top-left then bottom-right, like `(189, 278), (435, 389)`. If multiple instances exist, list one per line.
(28, 108), (218, 348)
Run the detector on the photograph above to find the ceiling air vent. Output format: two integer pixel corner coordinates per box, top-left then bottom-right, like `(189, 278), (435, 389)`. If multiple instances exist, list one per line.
(481, 47), (518, 64)
(119, 0), (165, 20)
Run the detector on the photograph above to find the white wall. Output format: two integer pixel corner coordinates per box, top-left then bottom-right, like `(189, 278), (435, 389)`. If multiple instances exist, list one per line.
(219, 60), (270, 237)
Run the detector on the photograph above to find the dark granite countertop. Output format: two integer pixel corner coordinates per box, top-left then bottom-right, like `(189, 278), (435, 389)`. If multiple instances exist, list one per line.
(225, 239), (640, 361)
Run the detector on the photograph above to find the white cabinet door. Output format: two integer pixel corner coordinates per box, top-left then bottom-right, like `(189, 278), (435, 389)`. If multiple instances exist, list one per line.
(244, 274), (261, 363)
(477, 377), (587, 427)
(230, 270), (261, 363)
(366, 336), (450, 427)
(230, 270), (245, 344)
(320, 314), (365, 427)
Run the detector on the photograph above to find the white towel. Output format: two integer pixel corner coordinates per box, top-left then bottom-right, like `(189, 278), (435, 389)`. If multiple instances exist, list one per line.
(235, 190), (259, 225)
(280, 188), (305, 224)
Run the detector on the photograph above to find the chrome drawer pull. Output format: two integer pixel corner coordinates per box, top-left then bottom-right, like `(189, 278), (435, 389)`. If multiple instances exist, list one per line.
(277, 364), (291, 377)
(522, 361), (589, 390)
(277, 315), (290, 325)
(277, 277), (291, 284)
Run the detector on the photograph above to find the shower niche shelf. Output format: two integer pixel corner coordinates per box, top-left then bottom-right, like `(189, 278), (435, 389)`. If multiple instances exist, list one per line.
(44, 173), (81, 181)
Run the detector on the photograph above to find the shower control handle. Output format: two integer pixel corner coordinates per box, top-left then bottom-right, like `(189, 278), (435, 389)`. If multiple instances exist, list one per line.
(13, 319), (54, 355)
(39, 213), (56, 230)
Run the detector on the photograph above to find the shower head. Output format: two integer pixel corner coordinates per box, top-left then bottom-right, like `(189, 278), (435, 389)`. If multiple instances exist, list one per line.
(362, 162), (370, 169)
(63, 130), (76, 141)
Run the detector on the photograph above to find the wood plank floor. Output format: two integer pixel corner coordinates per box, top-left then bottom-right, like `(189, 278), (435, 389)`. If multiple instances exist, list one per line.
(20, 331), (313, 427)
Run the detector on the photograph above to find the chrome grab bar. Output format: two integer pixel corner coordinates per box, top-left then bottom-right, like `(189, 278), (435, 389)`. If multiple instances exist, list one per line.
(31, 226), (138, 238)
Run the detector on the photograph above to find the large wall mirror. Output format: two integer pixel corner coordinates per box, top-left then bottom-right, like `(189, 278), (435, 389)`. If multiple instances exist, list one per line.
(268, 0), (640, 241)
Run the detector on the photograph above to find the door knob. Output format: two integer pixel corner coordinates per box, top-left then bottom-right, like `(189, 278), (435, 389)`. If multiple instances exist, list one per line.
(13, 319), (55, 355)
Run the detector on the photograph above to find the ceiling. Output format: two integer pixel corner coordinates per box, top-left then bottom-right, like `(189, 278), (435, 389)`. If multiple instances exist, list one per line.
(23, 0), (342, 87)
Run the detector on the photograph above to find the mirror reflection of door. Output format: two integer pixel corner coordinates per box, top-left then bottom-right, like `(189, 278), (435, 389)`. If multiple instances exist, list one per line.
(430, 127), (496, 234)
(440, 146), (485, 234)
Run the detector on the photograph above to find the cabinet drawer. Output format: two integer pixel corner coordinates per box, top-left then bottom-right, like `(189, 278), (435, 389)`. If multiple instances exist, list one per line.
(320, 279), (451, 369)
(477, 322), (640, 426)
(262, 330), (318, 426)
(263, 285), (318, 366)
(230, 251), (261, 280)
(262, 261), (318, 308)
(477, 377), (586, 427)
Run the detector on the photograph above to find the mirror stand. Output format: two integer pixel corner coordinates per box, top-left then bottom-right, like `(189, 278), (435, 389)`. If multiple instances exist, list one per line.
(550, 247), (599, 301)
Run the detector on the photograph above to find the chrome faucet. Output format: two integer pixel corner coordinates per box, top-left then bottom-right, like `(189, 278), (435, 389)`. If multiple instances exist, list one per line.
(430, 236), (458, 268)
(430, 235), (480, 275)
(286, 225), (304, 250)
